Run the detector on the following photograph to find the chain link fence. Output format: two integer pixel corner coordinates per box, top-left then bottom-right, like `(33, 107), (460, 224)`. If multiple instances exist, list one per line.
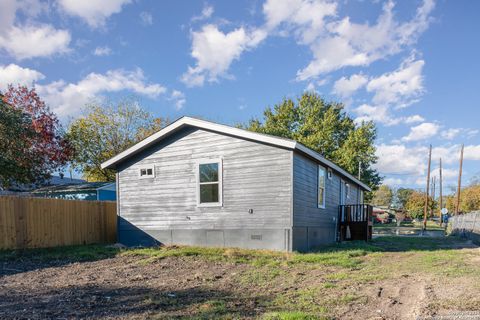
(448, 211), (480, 244)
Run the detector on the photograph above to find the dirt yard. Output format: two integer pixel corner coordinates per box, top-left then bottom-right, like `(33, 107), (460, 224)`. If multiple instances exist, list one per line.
(1, 237), (479, 319)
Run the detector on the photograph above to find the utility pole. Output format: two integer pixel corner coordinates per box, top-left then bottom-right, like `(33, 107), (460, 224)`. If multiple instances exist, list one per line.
(431, 176), (436, 217)
(358, 161), (362, 180)
(423, 145), (432, 231)
(455, 144), (464, 215)
(439, 158), (443, 220)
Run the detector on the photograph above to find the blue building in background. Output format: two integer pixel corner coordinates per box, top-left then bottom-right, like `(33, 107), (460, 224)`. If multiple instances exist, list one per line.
(32, 182), (116, 201)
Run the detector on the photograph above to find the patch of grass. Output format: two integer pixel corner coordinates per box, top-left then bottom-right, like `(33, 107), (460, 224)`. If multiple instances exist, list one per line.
(124, 244), (372, 269)
(272, 288), (329, 314)
(290, 249), (367, 268)
(325, 272), (349, 281)
(322, 282), (336, 289)
(261, 311), (327, 320)
(0, 244), (119, 262)
(198, 299), (228, 315)
(240, 266), (286, 286)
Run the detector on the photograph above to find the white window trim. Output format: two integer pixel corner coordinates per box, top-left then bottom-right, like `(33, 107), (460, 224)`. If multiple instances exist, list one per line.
(318, 165), (326, 209)
(196, 158), (223, 207)
(346, 183), (351, 199)
(139, 164), (155, 179)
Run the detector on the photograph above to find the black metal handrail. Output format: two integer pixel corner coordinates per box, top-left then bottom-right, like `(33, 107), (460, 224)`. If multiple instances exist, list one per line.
(338, 204), (373, 241)
(338, 204), (373, 223)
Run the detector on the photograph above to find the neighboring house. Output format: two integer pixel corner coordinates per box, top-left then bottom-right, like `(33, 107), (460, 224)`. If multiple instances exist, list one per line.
(0, 175), (85, 195)
(372, 206), (391, 223)
(102, 117), (371, 251)
(32, 182), (116, 201)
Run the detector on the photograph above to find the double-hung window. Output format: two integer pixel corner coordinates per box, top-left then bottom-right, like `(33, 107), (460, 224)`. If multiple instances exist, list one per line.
(197, 159), (222, 206)
(318, 165), (326, 208)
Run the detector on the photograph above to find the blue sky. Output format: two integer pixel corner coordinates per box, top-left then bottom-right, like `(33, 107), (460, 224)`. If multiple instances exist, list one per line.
(0, 0), (479, 192)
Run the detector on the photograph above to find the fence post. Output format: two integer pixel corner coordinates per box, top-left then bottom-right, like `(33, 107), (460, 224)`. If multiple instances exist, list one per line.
(472, 212), (478, 233)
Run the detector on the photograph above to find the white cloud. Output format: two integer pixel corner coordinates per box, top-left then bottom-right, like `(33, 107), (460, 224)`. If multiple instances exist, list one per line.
(464, 145), (480, 161)
(191, 4), (214, 22)
(375, 144), (426, 176)
(93, 46), (112, 56)
(0, 64), (45, 89)
(58, 0), (132, 28)
(139, 11), (153, 26)
(441, 128), (461, 140)
(0, 1), (71, 60)
(0, 0), (17, 31)
(169, 90), (186, 110)
(355, 104), (399, 126)
(440, 128), (478, 140)
(294, 0), (434, 80)
(382, 177), (405, 186)
(367, 56), (425, 108)
(401, 122), (440, 142)
(333, 73), (368, 98)
(263, 0), (337, 44)
(403, 114), (425, 124)
(354, 104), (424, 126)
(181, 25), (267, 87)
(182, 0), (434, 87)
(0, 25), (71, 60)
(36, 68), (166, 117)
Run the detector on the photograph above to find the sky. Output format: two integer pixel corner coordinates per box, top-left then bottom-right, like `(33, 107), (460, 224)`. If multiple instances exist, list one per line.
(0, 0), (479, 192)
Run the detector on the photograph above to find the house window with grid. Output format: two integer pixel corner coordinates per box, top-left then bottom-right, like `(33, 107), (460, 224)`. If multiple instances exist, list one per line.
(197, 160), (222, 206)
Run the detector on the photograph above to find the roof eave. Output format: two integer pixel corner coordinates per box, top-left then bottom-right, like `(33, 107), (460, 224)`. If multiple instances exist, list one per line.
(294, 144), (372, 192)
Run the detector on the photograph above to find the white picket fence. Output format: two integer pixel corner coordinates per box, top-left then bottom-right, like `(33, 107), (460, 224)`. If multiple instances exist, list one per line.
(449, 211), (480, 243)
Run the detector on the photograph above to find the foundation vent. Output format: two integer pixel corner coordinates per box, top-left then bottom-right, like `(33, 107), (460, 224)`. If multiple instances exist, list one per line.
(251, 234), (262, 240)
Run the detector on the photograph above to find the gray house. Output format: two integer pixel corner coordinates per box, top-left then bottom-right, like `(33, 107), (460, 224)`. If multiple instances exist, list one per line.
(102, 117), (371, 252)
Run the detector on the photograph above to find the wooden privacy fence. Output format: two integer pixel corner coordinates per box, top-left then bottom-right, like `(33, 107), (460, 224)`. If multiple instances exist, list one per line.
(0, 196), (117, 249)
(449, 211), (480, 244)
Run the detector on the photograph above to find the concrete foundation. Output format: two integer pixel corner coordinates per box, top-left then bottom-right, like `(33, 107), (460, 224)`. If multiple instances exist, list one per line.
(119, 227), (291, 251)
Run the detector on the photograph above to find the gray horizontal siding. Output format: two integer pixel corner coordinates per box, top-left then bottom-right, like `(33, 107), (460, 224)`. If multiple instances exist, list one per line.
(292, 152), (363, 228)
(118, 127), (292, 230)
(293, 153), (338, 228)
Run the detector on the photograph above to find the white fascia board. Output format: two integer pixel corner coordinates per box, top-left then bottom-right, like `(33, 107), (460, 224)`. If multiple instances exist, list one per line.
(101, 117), (296, 169)
(101, 117), (187, 169)
(294, 144), (372, 192)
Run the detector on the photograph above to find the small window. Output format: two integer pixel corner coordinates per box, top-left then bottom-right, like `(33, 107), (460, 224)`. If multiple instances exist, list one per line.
(327, 168), (333, 180)
(197, 160), (222, 206)
(346, 183), (350, 199)
(139, 165), (154, 178)
(318, 165), (326, 208)
(360, 190), (364, 204)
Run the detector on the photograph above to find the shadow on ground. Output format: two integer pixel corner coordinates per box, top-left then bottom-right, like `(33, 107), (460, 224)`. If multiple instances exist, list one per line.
(0, 285), (270, 319)
(0, 245), (120, 276)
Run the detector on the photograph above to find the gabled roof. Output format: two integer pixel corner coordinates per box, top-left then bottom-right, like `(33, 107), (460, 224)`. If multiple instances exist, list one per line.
(101, 116), (371, 191)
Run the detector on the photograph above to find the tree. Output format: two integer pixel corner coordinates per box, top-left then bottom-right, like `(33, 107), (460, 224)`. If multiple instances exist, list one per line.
(405, 191), (435, 220)
(396, 188), (415, 209)
(0, 98), (36, 188)
(67, 100), (168, 181)
(0, 86), (71, 188)
(372, 185), (393, 207)
(241, 92), (381, 190)
(459, 185), (480, 212)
